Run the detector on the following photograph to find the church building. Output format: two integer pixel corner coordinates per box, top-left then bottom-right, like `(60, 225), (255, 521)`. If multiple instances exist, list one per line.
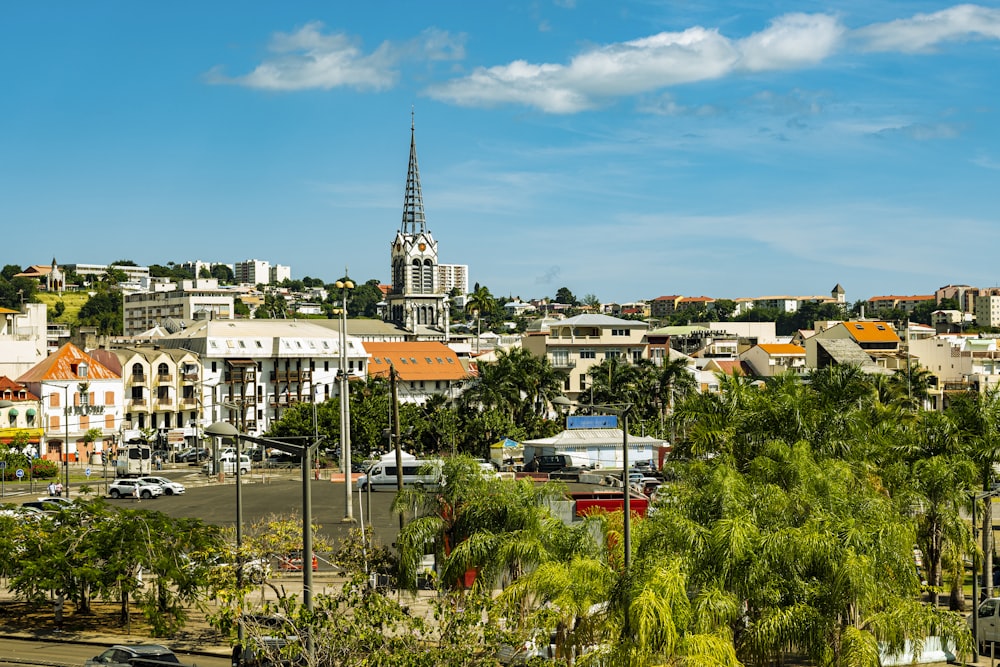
(383, 115), (450, 341)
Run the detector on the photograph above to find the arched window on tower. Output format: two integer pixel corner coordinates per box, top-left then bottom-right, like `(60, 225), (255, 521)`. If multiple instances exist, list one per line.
(422, 259), (433, 293)
(411, 259), (422, 293)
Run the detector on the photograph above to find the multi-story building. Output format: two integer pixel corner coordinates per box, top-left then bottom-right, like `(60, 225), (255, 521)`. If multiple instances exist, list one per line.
(522, 314), (649, 402)
(270, 264), (291, 284)
(156, 319), (367, 436)
(0, 303), (48, 380)
(649, 296), (682, 320)
(365, 341), (470, 404)
(64, 262), (150, 284)
(805, 321), (902, 371)
(0, 376), (43, 453)
(122, 279), (235, 337)
(17, 343), (124, 463)
(384, 119), (449, 340)
(436, 264), (468, 296)
(234, 259), (271, 286)
(740, 343), (807, 377)
(90, 346), (203, 450)
(866, 294), (936, 314)
(975, 292), (1000, 328)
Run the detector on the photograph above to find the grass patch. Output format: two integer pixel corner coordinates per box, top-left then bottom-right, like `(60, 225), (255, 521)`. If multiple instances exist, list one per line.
(34, 292), (90, 325)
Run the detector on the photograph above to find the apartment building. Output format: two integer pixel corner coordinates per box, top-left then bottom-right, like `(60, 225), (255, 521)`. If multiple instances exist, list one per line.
(437, 264), (468, 296)
(522, 314), (649, 402)
(0, 376), (43, 452)
(805, 321), (901, 371)
(123, 279), (235, 337)
(155, 319), (367, 436)
(0, 303), (48, 379)
(64, 263), (150, 284)
(234, 259), (271, 286)
(975, 292), (1000, 328)
(866, 294), (935, 314)
(90, 346), (202, 449)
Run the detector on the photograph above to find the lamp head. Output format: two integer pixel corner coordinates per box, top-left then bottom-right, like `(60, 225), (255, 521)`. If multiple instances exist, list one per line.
(205, 421), (240, 438)
(335, 280), (354, 290)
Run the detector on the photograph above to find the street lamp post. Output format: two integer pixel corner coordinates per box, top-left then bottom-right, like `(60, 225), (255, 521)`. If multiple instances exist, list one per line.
(206, 421), (323, 614)
(336, 276), (355, 523)
(204, 421), (245, 643)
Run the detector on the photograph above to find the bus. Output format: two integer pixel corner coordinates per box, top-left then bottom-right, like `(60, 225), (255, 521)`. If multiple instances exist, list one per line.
(115, 443), (152, 478)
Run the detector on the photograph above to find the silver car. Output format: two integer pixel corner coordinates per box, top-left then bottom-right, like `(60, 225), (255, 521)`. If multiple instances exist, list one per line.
(137, 476), (186, 495)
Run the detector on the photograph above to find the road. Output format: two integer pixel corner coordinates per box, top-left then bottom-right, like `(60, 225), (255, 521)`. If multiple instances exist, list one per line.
(118, 465), (403, 552)
(0, 637), (230, 667)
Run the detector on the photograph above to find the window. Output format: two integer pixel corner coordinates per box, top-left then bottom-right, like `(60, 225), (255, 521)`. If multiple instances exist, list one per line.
(611, 329), (631, 337)
(78, 363), (88, 378)
(446, 358), (454, 364)
(606, 350), (621, 359)
(426, 357), (433, 363)
(255, 340), (263, 348)
(580, 349), (595, 359)
(212, 361), (218, 372)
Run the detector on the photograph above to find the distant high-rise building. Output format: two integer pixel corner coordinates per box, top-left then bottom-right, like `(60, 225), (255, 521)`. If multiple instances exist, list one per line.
(437, 264), (468, 296)
(234, 259), (270, 286)
(270, 264), (291, 284)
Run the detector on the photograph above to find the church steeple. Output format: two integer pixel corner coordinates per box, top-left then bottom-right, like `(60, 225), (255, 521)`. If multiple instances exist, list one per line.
(400, 109), (426, 235)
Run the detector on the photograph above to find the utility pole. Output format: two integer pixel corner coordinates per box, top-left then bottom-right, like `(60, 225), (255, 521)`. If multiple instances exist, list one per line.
(391, 364), (404, 532)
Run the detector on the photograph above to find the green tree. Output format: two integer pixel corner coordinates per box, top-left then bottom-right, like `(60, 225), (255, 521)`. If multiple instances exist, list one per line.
(465, 285), (497, 354)
(555, 286), (578, 306)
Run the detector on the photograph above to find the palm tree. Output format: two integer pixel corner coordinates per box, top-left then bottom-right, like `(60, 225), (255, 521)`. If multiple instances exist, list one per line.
(465, 285), (496, 354)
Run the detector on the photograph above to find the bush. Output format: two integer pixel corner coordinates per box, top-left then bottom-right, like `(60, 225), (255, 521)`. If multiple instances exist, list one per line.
(31, 458), (59, 480)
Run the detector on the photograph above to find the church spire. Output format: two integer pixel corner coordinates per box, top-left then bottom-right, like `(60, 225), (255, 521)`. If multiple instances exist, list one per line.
(400, 108), (426, 235)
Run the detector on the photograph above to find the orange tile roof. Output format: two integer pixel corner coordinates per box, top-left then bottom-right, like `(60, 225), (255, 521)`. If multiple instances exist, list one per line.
(758, 344), (805, 356)
(843, 321), (900, 343)
(678, 296), (715, 303)
(365, 341), (470, 382)
(0, 376), (39, 402)
(16, 342), (121, 383)
(712, 360), (747, 376)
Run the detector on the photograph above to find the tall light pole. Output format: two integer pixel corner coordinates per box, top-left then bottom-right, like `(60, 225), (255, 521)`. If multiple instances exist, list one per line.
(336, 275), (355, 523)
(204, 421), (244, 644)
(41, 382), (72, 499)
(206, 421), (322, 633)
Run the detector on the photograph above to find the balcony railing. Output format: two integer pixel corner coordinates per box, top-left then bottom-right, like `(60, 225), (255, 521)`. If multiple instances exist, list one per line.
(550, 358), (576, 369)
(270, 370), (312, 382)
(130, 374), (147, 385)
(182, 373), (199, 383)
(156, 374), (173, 384)
(128, 399), (148, 411)
(156, 398), (174, 409)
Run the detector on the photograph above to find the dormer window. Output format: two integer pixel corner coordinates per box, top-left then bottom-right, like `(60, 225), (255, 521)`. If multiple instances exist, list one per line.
(78, 363), (88, 378)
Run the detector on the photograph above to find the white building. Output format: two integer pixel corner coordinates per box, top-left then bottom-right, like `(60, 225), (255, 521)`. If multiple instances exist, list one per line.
(17, 343), (124, 464)
(270, 264), (292, 284)
(234, 259), (271, 286)
(123, 279), (235, 337)
(975, 294), (1000, 328)
(0, 303), (48, 380)
(437, 264), (469, 295)
(156, 319), (367, 436)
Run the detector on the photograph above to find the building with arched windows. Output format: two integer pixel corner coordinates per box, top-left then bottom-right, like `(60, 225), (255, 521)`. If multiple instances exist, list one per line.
(383, 116), (449, 341)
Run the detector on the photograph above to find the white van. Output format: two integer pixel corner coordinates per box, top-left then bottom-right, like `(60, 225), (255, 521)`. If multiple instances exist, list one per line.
(357, 458), (442, 491)
(202, 453), (251, 475)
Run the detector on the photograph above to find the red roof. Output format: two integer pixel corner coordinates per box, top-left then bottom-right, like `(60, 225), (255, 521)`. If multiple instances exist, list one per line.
(365, 342), (470, 382)
(16, 342), (121, 383)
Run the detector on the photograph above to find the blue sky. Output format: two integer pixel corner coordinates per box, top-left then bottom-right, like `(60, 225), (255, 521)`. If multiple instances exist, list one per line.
(2, 1), (998, 305)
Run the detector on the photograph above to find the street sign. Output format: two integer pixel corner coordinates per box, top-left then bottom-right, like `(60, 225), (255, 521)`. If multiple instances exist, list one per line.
(15, 469), (24, 479)
(85, 467), (92, 477)
(0, 461), (6, 469)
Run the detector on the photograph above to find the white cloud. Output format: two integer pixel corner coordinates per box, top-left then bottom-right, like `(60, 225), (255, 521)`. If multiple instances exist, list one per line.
(856, 4), (1000, 52)
(206, 22), (463, 91)
(427, 15), (845, 113)
(737, 13), (845, 71)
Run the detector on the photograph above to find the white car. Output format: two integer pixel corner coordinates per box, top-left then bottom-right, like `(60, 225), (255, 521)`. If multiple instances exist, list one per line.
(108, 479), (164, 499)
(137, 476), (186, 495)
(202, 454), (251, 475)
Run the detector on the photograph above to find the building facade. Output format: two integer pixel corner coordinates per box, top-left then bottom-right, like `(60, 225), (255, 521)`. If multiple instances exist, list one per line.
(123, 279), (235, 336)
(17, 343), (124, 464)
(156, 319), (367, 436)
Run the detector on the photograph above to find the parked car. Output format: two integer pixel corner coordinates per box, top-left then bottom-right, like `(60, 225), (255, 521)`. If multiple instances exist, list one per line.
(108, 479), (164, 499)
(203, 454), (251, 475)
(266, 452), (300, 469)
(36, 496), (74, 508)
(278, 551), (319, 572)
(523, 454), (575, 474)
(84, 643), (178, 667)
(175, 447), (208, 463)
(137, 476), (186, 495)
